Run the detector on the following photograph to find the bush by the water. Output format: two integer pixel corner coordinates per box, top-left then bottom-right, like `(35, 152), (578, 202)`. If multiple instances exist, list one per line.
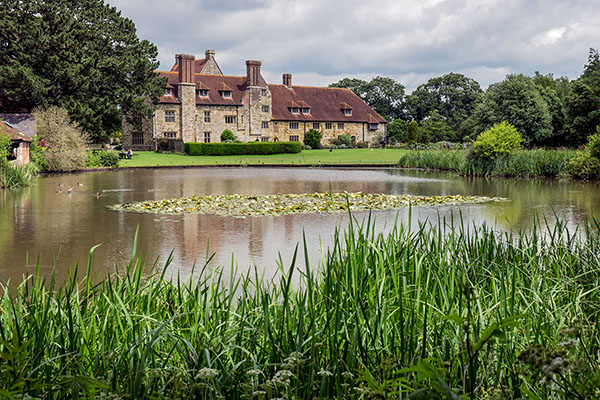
(86, 150), (119, 167)
(33, 107), (89, 171)
(1, 218), (599, 398)
(185, 141), (302, 156)
(303, 129), (322, 149)
(473, 121), (523, 159)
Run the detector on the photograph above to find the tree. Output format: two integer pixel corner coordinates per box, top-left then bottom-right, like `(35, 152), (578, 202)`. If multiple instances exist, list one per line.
(407, 121), (419, 144)
(220, 129), (235, 142)
(387, 119), (408, 143)
(420, 112), (456, 143)
(405, 73), (483, 132)
(565, 49), (600, 146)
(0, 0), (164, 140)
(33, 107), (89, 171)
(330, 76), (405, 120)
(303, 129), (322, 149)
(471, 74), (552, 145)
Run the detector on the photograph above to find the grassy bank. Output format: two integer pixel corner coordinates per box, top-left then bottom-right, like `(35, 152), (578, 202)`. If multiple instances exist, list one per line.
(0, 163), (37, 189)
(118, 148), (407, 167)
(398, 149), (578, 178)
(1, 217), (599, 398)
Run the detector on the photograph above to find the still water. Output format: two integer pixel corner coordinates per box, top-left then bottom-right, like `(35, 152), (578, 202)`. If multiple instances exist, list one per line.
(1, 167), (599, 283)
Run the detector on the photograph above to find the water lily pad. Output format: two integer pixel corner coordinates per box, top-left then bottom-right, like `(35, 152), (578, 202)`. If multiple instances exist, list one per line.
(108, 192), (504, 217)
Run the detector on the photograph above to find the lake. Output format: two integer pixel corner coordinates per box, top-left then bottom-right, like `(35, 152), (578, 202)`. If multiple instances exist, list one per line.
(1, 167), (599, 283)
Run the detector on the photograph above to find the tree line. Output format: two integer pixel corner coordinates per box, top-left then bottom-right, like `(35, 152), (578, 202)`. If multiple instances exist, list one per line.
(330, 49), (600, 147)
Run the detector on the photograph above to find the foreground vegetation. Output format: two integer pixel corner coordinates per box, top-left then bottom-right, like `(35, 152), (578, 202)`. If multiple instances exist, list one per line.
(119, 149), (407, 167)
(1, 216), (599, 399)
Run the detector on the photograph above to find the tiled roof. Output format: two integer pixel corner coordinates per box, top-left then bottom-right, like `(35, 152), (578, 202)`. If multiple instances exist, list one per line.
(157, 71), (246, 105)
(269, 85), (387, 123)
(1, 120), (31, 142)
(170, 59), (207, 73)
(0, 114), (36, 139)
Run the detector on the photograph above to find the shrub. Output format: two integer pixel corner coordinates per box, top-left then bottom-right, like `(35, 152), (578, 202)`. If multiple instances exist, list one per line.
(407, 121), (419, 143)
(338, 134), (352, 147)
(356, 141), (369, 148)
(304, 129), (322, 149)
(472, 121), (523, 160)
(33, 107), (89, 171)
(569, 151), (600, 180)
(86, 150), (119, 167)
(587, 127), (600, 160)
(220, 129), (235, 142)
(185, 142), (301, 156)
(0, 123), (11, 168)
(30, 136), (48, 170)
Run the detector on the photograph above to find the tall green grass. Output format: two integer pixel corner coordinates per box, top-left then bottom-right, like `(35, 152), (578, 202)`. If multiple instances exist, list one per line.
(1, 216), (599, 399)
(398, 149), (578, 179)
(0, 163), (38, 189)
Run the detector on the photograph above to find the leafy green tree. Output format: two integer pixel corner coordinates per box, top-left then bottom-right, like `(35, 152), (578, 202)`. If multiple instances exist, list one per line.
(0, 0), (164, 140)
(0, 121), (11, 167)
(220, 129), (235, 142)
(471, 74), (552, 145)
(565, 49), (600, 146)
(387, 119), (408, 143)
(407, 121), (419, 144)
(473, 121), (523, 159)
(330, 76), (405, 120)
(303, 129), (322, 149)
(420, 112), (456, 143)
(405, 73), (483, 132)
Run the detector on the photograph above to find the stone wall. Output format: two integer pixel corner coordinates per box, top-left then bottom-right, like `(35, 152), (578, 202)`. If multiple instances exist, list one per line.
(193, 104), (244, 143)
(122, 111), (155, 151)
(179, 83), (196, 143)
(270, 121), (383, 144)
(243, 86), (272, 141)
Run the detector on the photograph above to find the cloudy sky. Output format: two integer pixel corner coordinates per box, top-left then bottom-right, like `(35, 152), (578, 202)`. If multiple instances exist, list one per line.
(106, 0), (599, 91)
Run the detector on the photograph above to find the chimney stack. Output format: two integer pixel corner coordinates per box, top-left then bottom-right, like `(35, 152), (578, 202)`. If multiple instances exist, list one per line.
(246, 60), (262, 87)
(205, 49), (215, 61)
(176, 54), (195, 83)
(283, 73), (292, 88)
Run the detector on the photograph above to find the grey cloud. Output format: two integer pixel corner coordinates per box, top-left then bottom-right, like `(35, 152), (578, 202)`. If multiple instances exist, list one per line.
(108, 0), (600, 90)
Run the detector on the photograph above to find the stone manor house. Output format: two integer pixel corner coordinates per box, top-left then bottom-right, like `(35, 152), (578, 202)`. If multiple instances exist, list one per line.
(123, 50), (386, 150)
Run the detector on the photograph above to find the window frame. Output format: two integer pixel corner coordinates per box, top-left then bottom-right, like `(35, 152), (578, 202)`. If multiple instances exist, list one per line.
(290, 107), (300, 114)
(289, 135), (300, 142)
(302, 107), (311, 114)
(132, 132), (144, 145)
(325, 123), (332, 130)
(221, 90), (233, 98)
(289, 122), (299, 130)
(344, 109), (353, 116)
(312, 122), (320, 130)
(225, 115), (237, 124)
(262, 105), (270, 113)
(204, 111), (211, 123)
(163, 131), (177, 139)
(164, 110), (175, 123)
(337, 122), (345, 130)
(262, 121), (269, 129)
(198, 89), (209, 97)
(203, 131), (211, 143)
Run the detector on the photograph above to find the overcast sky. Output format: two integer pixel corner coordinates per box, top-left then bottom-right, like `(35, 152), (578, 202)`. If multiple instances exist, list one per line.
(106, 0), (599, 92)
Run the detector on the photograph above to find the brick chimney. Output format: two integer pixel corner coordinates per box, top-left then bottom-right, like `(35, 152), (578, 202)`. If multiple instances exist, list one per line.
(205, 49), (215, 61)
(246, 60), (262, 87)
(283, 73), (292, 88)
(176, 54), (195, 83)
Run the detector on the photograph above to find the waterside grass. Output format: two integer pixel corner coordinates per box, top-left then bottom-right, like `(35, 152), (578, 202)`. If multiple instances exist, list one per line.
(1, 215), (599, 399)
(398, 149), (577, 179)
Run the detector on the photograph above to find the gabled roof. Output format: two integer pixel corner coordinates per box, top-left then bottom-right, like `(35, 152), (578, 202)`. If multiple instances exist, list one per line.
(156, 71), (246, 105)
(269, 85), (387, 123)
(171, 59), (207, 73)
(1, 120), (31, 142)
(0, 114), (36, 139)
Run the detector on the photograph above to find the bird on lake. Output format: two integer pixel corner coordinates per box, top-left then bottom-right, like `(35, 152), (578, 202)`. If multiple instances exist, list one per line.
(77, 182), (84, 186)
(95, 192), (101, 197)
(67, 188), (73, 193)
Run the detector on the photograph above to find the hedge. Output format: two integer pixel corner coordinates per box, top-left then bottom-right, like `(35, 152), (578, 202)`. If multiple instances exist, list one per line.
(184, 142), (302, 156)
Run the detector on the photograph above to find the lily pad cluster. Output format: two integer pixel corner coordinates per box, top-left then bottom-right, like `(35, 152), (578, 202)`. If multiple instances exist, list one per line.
(109, 192), (502, 217)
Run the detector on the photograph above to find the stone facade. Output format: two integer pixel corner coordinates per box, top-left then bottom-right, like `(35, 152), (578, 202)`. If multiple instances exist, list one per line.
(123, 50), (387, 150)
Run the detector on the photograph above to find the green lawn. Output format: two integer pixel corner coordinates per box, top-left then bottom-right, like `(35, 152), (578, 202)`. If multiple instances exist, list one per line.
(119, 149), (407, 167)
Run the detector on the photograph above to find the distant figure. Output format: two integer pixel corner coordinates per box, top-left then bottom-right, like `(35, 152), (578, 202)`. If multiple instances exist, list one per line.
(413, 142), (418, 151)
(127, 148), (133, 159)
(463, 143), (467, 150)
(119, 149), (126, 159)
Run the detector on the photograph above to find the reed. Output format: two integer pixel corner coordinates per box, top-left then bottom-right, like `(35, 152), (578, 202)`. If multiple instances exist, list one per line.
(0, 163), (38, 189)
(398, 149), (579, 179)
(0, 215), (599, 399)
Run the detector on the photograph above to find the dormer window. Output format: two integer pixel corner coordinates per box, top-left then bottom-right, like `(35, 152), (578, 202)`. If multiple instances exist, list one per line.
(344, 109), (352, 116)
(165, 88), (172, 96)
(198, 89), (209, 97)
(340, 102), (352, 116)
(302, 108), (311, 114)
(291, 107), (300, 114)
(221, 91), (232, 98)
